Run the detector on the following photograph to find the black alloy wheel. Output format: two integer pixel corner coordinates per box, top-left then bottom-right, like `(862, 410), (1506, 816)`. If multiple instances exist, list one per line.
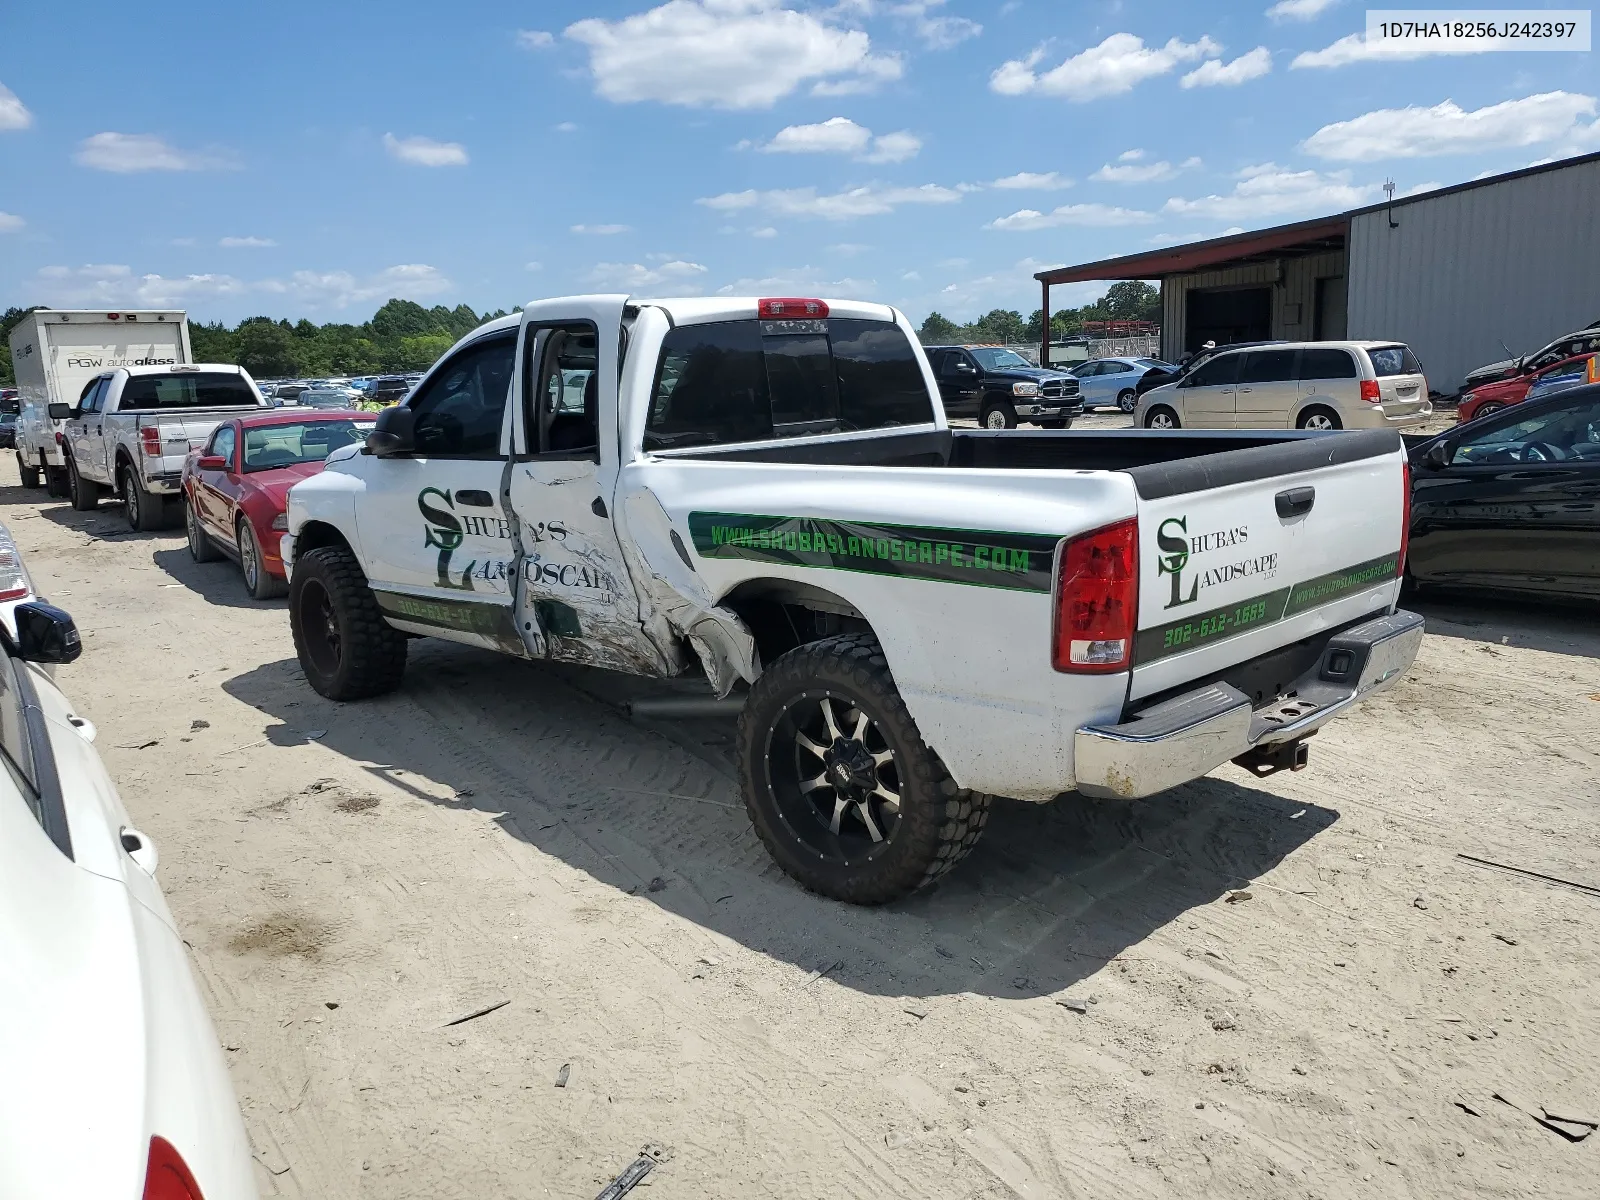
(772, 692), (904, 856)
(288, 545), (408, 700)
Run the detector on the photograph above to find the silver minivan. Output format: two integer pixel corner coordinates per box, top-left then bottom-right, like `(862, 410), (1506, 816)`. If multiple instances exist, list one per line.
(1136, 341), (1432, 431)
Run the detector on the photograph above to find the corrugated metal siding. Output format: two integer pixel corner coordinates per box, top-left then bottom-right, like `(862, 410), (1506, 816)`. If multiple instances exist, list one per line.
(1159, 249), (1347, 361)
(1347, 157), (1600, 393)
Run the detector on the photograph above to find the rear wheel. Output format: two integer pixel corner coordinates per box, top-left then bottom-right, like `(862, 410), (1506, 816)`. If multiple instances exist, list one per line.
(121, 463), (167, 531)
(1117, 388), (1137, 413)
(238, 518), (286, 600)
(980, 400), (1018, 430)
(17, 453), (39, 489)
(67, 456), (99, 511)
(1297, 406), (1342, 431)
(185, 496), (221, 562)
(1145, 406), (1180, 430)
(737, 632), (991, 904)
(289, 545), (408, 700)
(45, 464), (68, 498)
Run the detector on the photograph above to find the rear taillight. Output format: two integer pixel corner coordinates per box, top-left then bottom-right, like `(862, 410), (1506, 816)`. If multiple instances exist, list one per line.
(1360, 379), (1381, 403)
(1398, 460), (1412, 578)
(0, 529), (29, 601)
(141, 426), (162, 457)
(143, 1136), (205, 1200)
(1053, 519), (1138, 673)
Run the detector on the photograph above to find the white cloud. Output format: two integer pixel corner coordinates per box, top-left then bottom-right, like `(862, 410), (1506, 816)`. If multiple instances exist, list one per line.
(74, 132), (232, 173)
(28, 262), (452, 310)
(1091, 156), (1200, 183)
(555, 121), (579, 133)
(763, 116), (871, 154)
(274, 264), (453, 308)
(1400, 181), (1443, 197)
(902, 270), (922, 280)
(990, 33), (1221, 101)
(712, 265), (878, 296)
(990, 171), (1073, 190)
(0, 82), (32, 131)
(896, 0), (982, 48)
(1181, 47), (1271, 88)
(383, 132), (468, 167)
(1302, 92), (1598, 160)
(751, 226), (778, 237)
(1266, 0), (1339, 19)
(219, 236), (276, 248)
(1163, 163), (1377, 220)
(698, 182), (960, 220)
(1118, 148), (1144, 162)
(862, 130), (922, 163)
(988, 203), (1156, 230)
(517, 29), (555, 48)
(1291, 31), (1491, 68)
(571, 223), (633, 234)
(565, 0), (901, 109)
(0, 211), (24, 232)
(586, 259), (708, 289)
(526, 261), (544, 271)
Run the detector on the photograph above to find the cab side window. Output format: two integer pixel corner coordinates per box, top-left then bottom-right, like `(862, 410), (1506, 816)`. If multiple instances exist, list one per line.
(1185, 353), (1242, 387)
(1455, 398), (1600, 465)
(407, 335), (516, 458)
(528, 325), (600, 458)
(78, 378), (108, 414)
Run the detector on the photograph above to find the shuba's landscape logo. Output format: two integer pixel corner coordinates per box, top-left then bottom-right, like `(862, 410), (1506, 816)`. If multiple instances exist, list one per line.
(1157, 515), (1267, 609)
(1157, 516), (1197, 609)
(419, 487), (475, 591)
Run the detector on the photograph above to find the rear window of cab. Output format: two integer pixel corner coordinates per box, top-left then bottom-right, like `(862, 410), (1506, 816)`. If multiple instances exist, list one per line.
(645, 318), (934, 450)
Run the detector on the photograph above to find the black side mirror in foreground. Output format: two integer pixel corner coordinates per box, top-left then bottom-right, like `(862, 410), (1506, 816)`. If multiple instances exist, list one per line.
(1424, 441), (1452, 469)
(47, 403), (75, 421)
(366, 405), (416, 457)
(14, 602), (82, 665)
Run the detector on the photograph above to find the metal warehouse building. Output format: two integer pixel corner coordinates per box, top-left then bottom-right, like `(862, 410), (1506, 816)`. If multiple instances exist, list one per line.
(1034, 150), (1600, 395)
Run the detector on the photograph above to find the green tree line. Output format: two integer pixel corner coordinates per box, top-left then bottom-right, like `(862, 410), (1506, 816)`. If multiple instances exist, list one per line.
(0, 299), (509, 386)
(916, 280), (1160, 345)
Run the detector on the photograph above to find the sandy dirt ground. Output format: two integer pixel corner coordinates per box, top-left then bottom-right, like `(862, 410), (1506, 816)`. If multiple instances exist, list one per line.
(4, 449), (1596, 1200)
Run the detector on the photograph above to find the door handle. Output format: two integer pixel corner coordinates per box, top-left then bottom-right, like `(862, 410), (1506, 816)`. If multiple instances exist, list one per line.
(456, 489), (493, 507)
(1275, 486), (1316, 518)
(1238, 387), (1252, 393)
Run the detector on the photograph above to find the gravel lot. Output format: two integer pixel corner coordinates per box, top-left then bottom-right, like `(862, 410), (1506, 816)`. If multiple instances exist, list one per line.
(6, 443), (1595, 1200)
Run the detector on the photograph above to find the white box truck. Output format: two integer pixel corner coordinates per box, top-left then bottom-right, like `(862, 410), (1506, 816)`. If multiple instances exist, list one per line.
(9, 310), (191, 494)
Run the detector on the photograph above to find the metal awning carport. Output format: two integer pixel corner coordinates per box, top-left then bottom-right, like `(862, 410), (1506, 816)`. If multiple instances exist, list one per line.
(1033, 215), (1349, 363)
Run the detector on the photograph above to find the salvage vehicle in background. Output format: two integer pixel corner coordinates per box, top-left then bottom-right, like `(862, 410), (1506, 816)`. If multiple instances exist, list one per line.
(1138, 341), (1432, 431)
(1456, 351), (1599, 422)
(923, 343), (1082, 427)
(282, 294), (1422, 904)
(0, 598), (257, 1200)
(1461, 322), (1600, 390)
(184, 409), (375, 599)
(0, 410), (16, 450)
(9, 309), (192, 497)
(1069, 356), (1178, 413)
(51, 364), (268, 531)
(1407, 384), (1600, 602)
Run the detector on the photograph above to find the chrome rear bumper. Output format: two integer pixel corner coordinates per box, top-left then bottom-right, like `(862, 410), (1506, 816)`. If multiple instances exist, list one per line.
(1073, 609), (1424, 800)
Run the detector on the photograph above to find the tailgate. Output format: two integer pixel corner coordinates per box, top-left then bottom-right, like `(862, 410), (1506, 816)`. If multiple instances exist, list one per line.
(1378, 370), (1428, 416)
(151, 412), (225, 473)
(1127, 433), (1406, 702)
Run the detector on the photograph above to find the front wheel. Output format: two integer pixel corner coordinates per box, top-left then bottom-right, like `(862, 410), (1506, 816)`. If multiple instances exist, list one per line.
(289, 545), (408, 700)
(979, 400), (1018, 430)
(67, 457), (99, 511)
(737, 632), (991, 904)
(238, 519), (287, 600)
(1473, 401), (1506, 418)
(1297, 407), (1342, 431)
(1145, 406), (1180, 430)
(17, 453), (40, 489)
(1117, 388), (1137, 413)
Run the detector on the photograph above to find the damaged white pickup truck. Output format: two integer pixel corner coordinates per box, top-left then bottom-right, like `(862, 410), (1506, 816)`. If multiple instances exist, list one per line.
(282, 295), (1423, 903)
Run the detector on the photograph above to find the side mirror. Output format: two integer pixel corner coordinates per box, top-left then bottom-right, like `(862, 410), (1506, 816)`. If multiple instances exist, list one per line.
(13, 602), (82, 665)
(48, 403), (75, 421)
(197, 454), (228, 471)
(1424, 441), (1452, 469)
(366, 405), (415, 457)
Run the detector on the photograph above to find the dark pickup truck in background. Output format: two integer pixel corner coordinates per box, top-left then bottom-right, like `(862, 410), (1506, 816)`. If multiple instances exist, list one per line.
(924, 344), (1083, 428)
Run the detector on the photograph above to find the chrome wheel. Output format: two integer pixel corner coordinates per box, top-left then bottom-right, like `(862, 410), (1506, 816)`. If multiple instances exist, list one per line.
(1147, 409), (1177, 430)
(768, 692), (902, 861)
(1476, 401), (1506, 417)
(1301, 412), (1336, 431)
(1117, 389), (1137, 413)
(239, 523), (260, 590)
(122, 469), (140, 527)
(983, 409), (1009, 429)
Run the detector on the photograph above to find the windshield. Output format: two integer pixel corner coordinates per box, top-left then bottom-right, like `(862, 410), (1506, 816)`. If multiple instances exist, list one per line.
(968, 348), (1032, 370)
(242, 419), (376, 471)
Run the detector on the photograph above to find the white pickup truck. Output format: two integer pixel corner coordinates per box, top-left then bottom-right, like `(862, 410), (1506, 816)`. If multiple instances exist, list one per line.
(283, 295), (1423, 904)
(51, 365), (267, 530)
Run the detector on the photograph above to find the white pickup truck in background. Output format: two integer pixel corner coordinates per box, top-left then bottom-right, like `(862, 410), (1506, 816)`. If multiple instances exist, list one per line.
(8, 309), (191, 498)
(51, 365), (268, 530)
(283, 294), (1423, 904)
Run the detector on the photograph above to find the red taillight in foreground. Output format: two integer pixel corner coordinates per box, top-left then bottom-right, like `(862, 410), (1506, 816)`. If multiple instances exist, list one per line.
(758, 297), (829, 319)
(1359, 379), (1381, 403)
(1053, 519), (1139, 674)
(1398, 460), (1412, 577)
(144, 1136), (205, 1200)
(141, 426), (162, 457)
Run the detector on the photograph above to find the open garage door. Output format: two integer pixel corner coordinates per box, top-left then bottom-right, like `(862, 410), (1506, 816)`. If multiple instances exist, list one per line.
(1186, 287), (1270, 352)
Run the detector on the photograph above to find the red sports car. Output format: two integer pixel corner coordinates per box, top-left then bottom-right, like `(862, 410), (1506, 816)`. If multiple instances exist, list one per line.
(182, 410), (375, 598)
(1457, 352), (1598, 423)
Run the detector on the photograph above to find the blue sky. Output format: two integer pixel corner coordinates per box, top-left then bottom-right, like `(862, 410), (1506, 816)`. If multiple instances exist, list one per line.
(2, 0), (1597, 326)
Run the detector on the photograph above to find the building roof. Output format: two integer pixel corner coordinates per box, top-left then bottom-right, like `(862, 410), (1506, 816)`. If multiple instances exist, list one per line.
(1034, 149), (1600, 286)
